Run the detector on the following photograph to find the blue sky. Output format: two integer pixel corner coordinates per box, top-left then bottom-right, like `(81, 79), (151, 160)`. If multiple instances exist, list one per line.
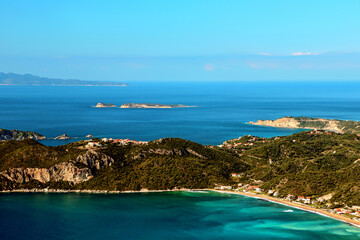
(0, 0), (360, 81)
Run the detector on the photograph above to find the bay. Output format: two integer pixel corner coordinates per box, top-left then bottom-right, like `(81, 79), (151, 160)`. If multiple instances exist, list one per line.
(0, 191), (359, 240)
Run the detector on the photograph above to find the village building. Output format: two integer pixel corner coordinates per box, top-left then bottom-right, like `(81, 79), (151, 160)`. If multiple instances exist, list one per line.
(304, 197), (311, 204)
(297, 196), (305, 202)
(286, 194), (295, 201)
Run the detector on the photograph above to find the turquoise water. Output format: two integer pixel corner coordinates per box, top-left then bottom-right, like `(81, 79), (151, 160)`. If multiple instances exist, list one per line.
(1, 81), (360, 146)
(0, 191), (359, 239)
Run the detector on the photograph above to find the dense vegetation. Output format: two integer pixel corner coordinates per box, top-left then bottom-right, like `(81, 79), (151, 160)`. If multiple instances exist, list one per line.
(1, 131), (360, 206)
(294, 117), (360, 134)
(0, 138), (248, 191)
(80, 138), (249, 190)
(0, 139), (84, 171)
(230, 131), (360, 206)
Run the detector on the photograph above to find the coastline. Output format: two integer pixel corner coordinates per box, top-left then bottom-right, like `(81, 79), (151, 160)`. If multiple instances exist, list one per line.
(211, 190), (360, 228)
(0, 188), (204, 194)
(2, 188), (360, 228)
(246, 122), (309, 130)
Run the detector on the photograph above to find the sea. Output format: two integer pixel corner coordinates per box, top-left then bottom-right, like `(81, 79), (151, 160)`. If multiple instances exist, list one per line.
(1, 81), (360, 146)
(0, 191), (360, 240)
(2, 81), (360, 239)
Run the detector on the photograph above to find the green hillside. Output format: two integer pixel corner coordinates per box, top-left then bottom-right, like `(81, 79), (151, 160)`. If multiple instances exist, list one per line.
(0, 138), (248, 191)
(226, 131), (360, 205)
(1, 131), (360, 206)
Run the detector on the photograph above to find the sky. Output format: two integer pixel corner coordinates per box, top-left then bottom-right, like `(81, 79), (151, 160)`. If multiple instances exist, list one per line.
(0, 0), (360, 81)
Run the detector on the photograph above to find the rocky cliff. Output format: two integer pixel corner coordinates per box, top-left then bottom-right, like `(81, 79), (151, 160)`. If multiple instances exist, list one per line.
(0, 149), (114, 187)
(76, 150), (114, 170)
(0, 163), (92, 184)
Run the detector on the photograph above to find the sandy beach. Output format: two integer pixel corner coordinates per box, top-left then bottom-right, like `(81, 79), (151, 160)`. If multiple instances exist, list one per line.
(211, 189), (360, 228)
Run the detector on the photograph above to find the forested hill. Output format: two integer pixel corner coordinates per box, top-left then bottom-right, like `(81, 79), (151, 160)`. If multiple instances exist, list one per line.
(0, 138), (247, 191)
(224, 130), (360, 206)
(1, 131), (360, 206)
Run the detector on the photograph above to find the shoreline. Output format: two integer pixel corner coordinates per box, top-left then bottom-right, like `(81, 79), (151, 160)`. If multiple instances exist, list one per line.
(211, 190), (360, 228)
(0, 188), (204, 194)
(246, 122), (316, 132)
(2, 188), (360, 228)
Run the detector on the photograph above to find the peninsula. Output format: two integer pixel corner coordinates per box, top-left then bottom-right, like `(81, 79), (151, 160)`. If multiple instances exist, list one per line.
(120, 103), (193, 108)
(0, 72), (127, 86)
(248, 116), (360, 134)
(0, 128), (46, 141)
(0, 128), (85, 141)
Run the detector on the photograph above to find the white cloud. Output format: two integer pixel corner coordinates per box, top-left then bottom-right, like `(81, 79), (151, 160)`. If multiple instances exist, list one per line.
(247, 62), (279, 69)
(203, 63), (215, 71)
(292, 52), (319, 56)
(259, 52), (272, 56)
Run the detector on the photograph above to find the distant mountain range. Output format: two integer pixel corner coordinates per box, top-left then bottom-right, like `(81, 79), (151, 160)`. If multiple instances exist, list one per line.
(0, 72), (127, 86)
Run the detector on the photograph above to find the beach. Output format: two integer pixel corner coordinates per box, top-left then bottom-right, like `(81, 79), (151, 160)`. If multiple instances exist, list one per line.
(212, 189), (360, 228)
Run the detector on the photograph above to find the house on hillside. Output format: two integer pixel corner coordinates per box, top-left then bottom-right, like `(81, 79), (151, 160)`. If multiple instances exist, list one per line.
(286, 194), (295, 200)
(304, 197), (311, 204)
(297, 196), (305, 202)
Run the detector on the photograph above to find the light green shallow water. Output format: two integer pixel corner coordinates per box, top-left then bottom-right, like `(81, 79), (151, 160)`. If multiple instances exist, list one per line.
(1, 191), (359, 240)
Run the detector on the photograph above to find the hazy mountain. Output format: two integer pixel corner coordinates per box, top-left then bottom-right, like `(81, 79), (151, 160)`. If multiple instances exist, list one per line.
(0, 72), (127, 86)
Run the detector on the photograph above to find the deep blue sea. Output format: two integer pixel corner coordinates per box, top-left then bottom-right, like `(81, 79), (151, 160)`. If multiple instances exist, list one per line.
(1, 81), (360, 145)
(1, 191), (360, 240)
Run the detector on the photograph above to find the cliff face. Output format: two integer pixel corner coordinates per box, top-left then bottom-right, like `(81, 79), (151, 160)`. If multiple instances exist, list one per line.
(76, 150), (114, 169)
(0, 129), (46, 140)
(0, 150), (114, 187)
(249, 117), (301, 129)
(0, 163), (92, 184)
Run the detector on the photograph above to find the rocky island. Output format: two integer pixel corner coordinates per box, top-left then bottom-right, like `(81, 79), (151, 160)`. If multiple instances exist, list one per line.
(248, 116), (360, 134)
(94, 103), (118, 108)
(120, 103), (193, 108)
(52, 134), (72, 140)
